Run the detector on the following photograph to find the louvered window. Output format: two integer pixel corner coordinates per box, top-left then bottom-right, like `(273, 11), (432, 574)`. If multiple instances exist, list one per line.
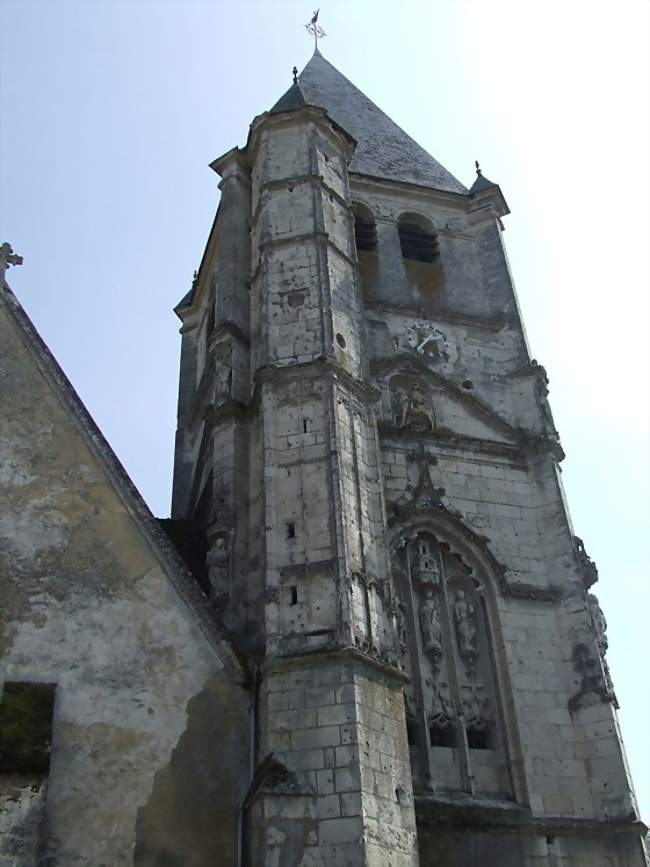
(399, 221), (439, 263)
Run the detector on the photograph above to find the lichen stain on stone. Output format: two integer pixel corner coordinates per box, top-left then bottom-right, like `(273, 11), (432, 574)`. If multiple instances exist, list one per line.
(133, 670), (249, 867)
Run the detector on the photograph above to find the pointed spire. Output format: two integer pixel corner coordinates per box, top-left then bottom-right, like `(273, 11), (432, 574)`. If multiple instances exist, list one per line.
(469, 160), (498, 194)
(269, 68), (308, 115)
(297, 52), (466, 193)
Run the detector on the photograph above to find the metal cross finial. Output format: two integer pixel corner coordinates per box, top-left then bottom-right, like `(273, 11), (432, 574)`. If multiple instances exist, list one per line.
(475, 160), (482, 176)
(305, 8), (326, 50)
(292, 66), (298, 83)
(0, 242), (23, 286)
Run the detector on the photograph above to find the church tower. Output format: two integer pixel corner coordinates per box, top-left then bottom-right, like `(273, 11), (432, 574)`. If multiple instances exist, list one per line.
(171, 50), (647, 867)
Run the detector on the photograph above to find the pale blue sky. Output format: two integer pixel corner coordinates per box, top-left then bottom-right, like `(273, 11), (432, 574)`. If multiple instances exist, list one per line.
(1, 0), (648, 820)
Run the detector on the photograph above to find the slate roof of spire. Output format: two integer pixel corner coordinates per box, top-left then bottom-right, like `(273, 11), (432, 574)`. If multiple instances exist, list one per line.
(270, 80), (308, 115)
(469, 170), (498, 195)
(297, 50), (467, 195)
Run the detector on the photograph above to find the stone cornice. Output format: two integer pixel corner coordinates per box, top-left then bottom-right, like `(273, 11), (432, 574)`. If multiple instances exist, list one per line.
(415, 793), (646, 838)
(262, 645), (408, 685)
(350, 173), (469, 210)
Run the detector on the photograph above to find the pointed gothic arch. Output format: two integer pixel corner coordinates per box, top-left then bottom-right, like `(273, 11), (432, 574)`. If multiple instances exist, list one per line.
(389, 508), (526, 803)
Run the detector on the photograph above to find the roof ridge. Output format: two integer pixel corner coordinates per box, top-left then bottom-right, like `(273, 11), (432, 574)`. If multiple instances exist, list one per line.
(0, 277), (245, 683)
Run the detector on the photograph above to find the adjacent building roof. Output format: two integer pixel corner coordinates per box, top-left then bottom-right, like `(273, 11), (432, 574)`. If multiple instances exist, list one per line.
(298, 50), (467, 194)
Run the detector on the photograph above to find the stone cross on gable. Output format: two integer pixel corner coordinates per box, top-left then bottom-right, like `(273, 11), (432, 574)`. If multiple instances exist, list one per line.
(0, 242), (23, 285)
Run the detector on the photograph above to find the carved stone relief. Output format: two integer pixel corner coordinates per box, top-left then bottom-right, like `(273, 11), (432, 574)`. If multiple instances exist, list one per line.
(390, 376), (436, 431)
(429, 681), (455, 731)
(460, 683), (491, 732)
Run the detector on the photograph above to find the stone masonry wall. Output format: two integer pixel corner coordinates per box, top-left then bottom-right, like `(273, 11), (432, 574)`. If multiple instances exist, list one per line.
(0, 289), (249, 867)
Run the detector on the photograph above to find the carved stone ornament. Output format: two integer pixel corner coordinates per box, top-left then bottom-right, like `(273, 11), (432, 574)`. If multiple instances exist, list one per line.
(453, 590), (478, 674)
(533, 367), (559, 440)
(413, 534), (442, 587)
(568, 641), (614, 712)
(388, 450), (445, 525)
(460, 683), (491, 732)
(567, 589), (615, 712)
(574, 536), (599, 588)
(588, 593), (608, 655)
(429, 681), (455, 730)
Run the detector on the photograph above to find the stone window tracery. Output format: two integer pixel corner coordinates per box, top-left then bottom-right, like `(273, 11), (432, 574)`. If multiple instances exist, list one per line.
(393, 530), (515, 799)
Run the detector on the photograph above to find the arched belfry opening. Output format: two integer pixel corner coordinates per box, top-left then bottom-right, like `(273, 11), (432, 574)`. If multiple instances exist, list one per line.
(391, 521), (520, 800)
(398, 212), (444, 300)
(353, 202), (378, 299)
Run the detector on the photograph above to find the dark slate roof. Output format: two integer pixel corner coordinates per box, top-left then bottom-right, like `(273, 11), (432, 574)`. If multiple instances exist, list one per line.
(469, 170), (498, 195)
(298, 50), (466, 194)
(270, 80), (308, 115)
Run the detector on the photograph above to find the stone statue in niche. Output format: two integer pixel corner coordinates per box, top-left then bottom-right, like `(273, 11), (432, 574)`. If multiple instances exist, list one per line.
(394, 601), (408, 656)
(207, 533), (230, 607)
(419, 587), (443, 666)
(453, 590), (478, 673)
(460, 683), (491, 732)
(393, 380), (436, 431)
(214, 344), (233, 405)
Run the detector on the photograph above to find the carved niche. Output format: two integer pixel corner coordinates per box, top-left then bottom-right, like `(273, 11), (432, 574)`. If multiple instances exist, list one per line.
(393, 531), (504, 776)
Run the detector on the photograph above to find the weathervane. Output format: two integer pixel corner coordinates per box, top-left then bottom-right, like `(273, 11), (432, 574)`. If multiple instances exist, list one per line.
(305, 9), (326, 50)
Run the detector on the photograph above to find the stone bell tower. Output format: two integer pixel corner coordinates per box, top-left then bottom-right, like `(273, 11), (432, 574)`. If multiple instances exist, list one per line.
(171, 49), (647, 867)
